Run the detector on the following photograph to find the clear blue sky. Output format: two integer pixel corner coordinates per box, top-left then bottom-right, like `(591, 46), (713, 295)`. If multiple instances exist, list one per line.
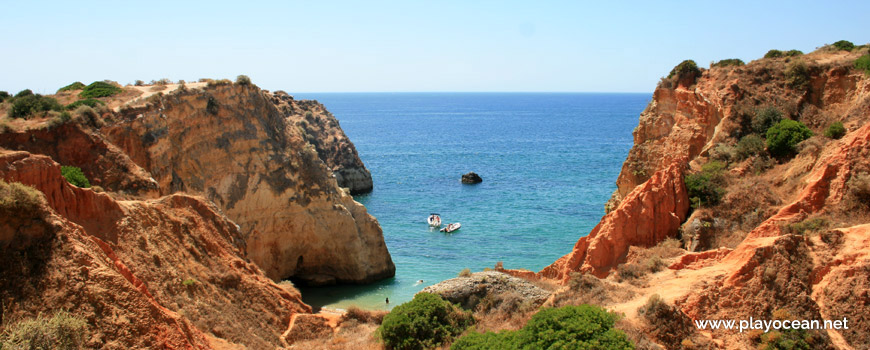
(1, 1), (868, 94)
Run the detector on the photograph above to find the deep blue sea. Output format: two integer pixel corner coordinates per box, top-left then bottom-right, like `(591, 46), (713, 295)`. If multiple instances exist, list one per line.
(291, 93), (650, 310)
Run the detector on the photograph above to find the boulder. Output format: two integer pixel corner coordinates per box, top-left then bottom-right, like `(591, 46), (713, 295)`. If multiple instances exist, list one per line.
(461, 172), (482, 184)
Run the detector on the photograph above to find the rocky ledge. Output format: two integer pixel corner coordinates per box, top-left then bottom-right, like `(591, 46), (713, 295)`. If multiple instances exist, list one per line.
(421, 271), (551, 309)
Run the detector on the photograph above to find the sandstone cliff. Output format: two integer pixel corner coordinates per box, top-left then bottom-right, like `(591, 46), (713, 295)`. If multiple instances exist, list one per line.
(534, 46), (870, 348)
(102, 83), (393, 284)
(0, 150), (310, 349)
(0, 79), (392, 348)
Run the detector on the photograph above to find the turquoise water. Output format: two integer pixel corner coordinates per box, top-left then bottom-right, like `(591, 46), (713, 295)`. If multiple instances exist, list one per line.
(292, 93), (650, 310)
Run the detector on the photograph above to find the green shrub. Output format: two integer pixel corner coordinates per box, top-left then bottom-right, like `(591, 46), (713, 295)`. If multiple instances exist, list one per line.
(452, 305), (633, 350)
(378, 293), (473, 350)
(78, 81), (122, 98)
(752, 107), (783, 134)
(236, 75), (252, 85)
(785, 60), (810, 90)
(134, 80), (144, 86)
(15, 89), (34, 98)
(182, 278), (197, 286)
(60, 166), (90, 188)
(667, 60), (701, 83)
(786, 218), (828, 235)
(458, 268), (472, 277)
(832, 40), (855, 51)
(685, 161), (726, 208)
(766, 120), (813, 157)
(764, 50), (783, 58)
(855, 55), (870, 74)
(712, 58), (744, 68)
(0, 179), (45, 212)
(0, 91), (10, 103)
(785, 50), (804, 57)
(8, 94), (63, 119)
(57, 81), (86, 93)
(824, 121), (846, 139)
(65, 98), (105, 110)
(736, 134), (767, 159)
(0, 310), (87, 350)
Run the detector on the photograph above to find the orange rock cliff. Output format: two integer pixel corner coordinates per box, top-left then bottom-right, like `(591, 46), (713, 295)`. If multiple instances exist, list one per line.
(0, 80), (392, 349)
(534, 47), (870, 348)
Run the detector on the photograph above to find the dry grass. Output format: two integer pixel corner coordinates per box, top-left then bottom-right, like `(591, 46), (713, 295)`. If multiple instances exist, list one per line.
(550, 272), (635, 308)
(340, 307), (387, 326)
(290, 322), (381, 350)
(0, 179), (45, 214)
(471, 291), (540, 333)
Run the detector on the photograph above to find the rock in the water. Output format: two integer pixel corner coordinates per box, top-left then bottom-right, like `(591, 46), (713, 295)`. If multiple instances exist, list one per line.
(421, 271), (551, 310)
(461, 172), (482, 184)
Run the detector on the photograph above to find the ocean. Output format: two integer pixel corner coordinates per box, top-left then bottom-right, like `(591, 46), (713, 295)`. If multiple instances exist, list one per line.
(291, 92), (651, 310)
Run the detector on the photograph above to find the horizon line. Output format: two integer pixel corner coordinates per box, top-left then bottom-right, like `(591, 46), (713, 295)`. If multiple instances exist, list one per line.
(283, 91), (654, 94)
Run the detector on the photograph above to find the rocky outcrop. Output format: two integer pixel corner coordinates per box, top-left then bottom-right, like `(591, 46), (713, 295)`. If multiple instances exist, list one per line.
(461, 172), (482, 184)
(103, 84), (393, 284)
(272, 91), (374, 194)
(421, 271), (551, 310)
(0, 124), (158, 195)
(539, 162), (688, 281)
(0, 150), (312, 349)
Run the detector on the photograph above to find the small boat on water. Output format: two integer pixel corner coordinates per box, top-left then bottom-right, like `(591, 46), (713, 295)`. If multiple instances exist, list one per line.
(428, 213), (442, 228)
(440, 222), (461, 233)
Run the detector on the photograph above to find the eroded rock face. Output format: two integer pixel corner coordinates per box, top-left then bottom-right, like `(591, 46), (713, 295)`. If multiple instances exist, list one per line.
(103, 84), (394, 283)
(273, 92), (374, 194)
(0, 151), (312, 349)
(539, 163), (689, 281)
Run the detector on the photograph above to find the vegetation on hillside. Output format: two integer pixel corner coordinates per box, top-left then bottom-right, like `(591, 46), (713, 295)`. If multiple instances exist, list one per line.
(685, 161), (727, 209)
(57, 81), (86, 93)
(78, 81), (122, 98)
(65, 98), (105, 110)
(377, 293), (473, 350)
(0, 310), (88, 350)
(452, 305), (633, 350)
(0, 179), (45, 212)
(7, 90), (63, 119)
(831, 40), (855, 51)
(61, 166), (90, 188)
(825, 122), (846, 139)
(766, 119), (813, 157)
(711, 58), (744, 68)
(855, 54), (870, 74)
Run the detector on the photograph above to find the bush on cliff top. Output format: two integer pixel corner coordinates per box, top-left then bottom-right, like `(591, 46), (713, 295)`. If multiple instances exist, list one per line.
(451, 304), (633, 350)
(766, 119), (813, 157)
(57, 81), (86, 93)
(7, 92), (63, 119)
(712, 58), (744, 68)
(0, 310), (88, 350)
(78, 81), (122, 99)
(831, 40), (855, 51)
(667, 60), (701, 82)
(61, 166), (90, 188)
(378, 293), (473, 350)
(236, 75), (252, 85)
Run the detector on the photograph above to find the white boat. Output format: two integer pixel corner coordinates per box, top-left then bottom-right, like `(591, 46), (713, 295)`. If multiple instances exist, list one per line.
(428, 213), (442, 228)
(440, 222), (461, 233)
